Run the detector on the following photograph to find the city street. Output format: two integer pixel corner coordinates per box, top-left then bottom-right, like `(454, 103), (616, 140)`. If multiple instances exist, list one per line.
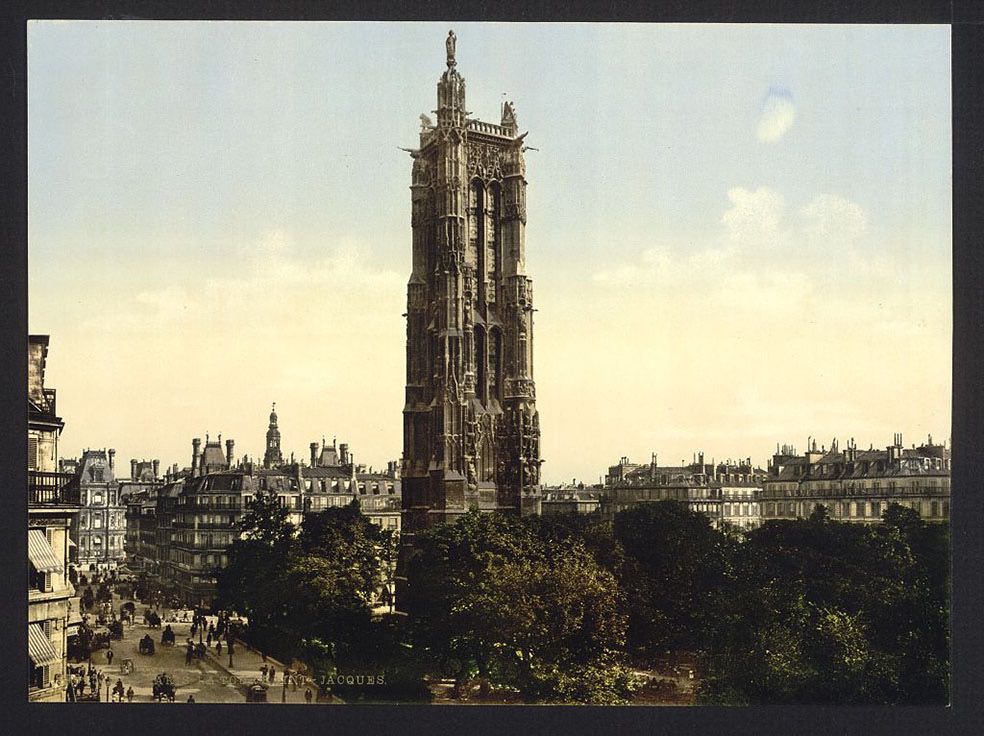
(80, 596), (326, 704)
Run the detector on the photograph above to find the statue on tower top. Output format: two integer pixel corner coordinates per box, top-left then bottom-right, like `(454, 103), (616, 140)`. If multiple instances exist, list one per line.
(446, 30), (456, 68)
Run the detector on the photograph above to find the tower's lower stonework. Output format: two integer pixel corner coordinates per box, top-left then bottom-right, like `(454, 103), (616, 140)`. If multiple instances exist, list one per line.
(397, 32), (542, 600)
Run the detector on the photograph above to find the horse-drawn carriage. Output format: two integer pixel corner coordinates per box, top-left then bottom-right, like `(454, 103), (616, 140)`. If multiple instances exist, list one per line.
(90, 626), (112, 650)
(161, 625), (176, 647)
(143, 609), (162, 628)
(152, 673), (176, 702)
(245, 681), (269, 702)
(138, 634), (155, 656)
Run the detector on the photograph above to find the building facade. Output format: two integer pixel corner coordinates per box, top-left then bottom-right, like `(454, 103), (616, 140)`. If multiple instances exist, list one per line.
(69, 449), (128, 571)
(401, 31), (542, 573)
(540, 485), (604, 517)
(156, 433), (401, 607)
(28, 335), (80, 702)
(119, 458), (163, 573)
(602, 453), (766, 529)
(124, 490), (158, 575)
(760, 435), (951, 523)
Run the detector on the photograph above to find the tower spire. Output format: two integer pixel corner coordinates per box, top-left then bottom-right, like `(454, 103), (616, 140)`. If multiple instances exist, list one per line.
(264, 401), (283, 468)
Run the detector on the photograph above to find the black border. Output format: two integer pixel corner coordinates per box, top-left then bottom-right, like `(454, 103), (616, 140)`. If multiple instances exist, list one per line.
(3, 2), (981, 735)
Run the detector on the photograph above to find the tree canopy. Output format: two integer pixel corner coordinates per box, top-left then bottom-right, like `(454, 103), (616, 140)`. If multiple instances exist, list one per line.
(404, 510), (633, 703)
(696, 503), (949, 704)
(216, 494), (395, 670)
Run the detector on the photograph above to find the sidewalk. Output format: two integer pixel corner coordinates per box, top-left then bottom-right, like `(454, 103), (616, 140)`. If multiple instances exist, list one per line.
(202, 639), (336, 704)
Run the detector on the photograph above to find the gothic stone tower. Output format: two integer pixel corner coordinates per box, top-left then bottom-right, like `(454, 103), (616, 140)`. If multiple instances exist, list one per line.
(401, 31), (542, 551)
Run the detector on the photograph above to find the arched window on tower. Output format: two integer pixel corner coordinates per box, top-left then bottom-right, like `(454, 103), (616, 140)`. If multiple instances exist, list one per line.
(470, 179), (484, 277)
(475, 325), (487, 405)
(489, 327), (503, 401)
(489, 182), (501, 284)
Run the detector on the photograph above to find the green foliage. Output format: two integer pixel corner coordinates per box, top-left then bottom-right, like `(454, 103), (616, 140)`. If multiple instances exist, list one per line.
(237, 490), (296, 545)
(613, 501), (735, 654)
(697, 504), (949, 704)
(405, 511), (633, 703)
(217, 495), (392, 668)
(310, 619), (434, 703)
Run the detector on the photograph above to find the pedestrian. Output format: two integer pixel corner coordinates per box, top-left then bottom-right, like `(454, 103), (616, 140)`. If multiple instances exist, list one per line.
(186, 644), (193, 666)
(206, 631), (212, 647)
(114, 678), (124, 702)
(106, 648), (114, 666)
(261, 664), (267, 680)
(304, 688), (312, 704)
(186, 695), (195, 703)
(268, 666), (275, 684)
(126, 686), (134, 703)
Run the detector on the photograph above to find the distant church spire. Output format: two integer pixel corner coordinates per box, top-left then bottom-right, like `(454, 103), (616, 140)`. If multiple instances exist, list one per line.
(264, 402), (283, 468)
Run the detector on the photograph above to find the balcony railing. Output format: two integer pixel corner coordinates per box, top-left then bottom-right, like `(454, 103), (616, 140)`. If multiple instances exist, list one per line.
(28, 470), (80, 507)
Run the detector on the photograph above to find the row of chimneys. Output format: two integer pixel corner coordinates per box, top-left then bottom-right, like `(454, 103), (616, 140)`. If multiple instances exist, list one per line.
(129, 458), (160, 480)
(191, 435), (236, 476)
(309, 441), (350, 467)
(771, 433), (930, 468)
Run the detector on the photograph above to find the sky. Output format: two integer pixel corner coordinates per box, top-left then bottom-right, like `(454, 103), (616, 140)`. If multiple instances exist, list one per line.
(28, 22), (951, 484)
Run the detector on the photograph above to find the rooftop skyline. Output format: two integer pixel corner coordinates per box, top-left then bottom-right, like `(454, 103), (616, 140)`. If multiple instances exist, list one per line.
(28, 22), (951, 484)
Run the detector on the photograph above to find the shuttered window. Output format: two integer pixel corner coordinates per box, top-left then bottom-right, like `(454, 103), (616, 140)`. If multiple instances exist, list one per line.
(28, 437), (39, 470)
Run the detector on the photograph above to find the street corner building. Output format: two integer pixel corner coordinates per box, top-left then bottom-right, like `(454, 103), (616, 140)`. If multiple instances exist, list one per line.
(400, 32), (543, 565)
(28, 335), (81, 702)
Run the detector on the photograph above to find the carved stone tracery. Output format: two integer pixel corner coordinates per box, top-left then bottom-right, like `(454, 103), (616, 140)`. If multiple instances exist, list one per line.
(466, 141), (503, 180)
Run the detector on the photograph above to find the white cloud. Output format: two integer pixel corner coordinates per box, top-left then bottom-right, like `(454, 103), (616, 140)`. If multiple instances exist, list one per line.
(799, 193), (867, 242)
(591, 186), (877, 308)
(722, 186), (786, 249)
(756, 87), (796, 142)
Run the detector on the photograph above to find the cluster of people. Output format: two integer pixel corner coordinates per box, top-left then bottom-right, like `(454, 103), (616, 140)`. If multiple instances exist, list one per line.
(110, 678), (133, 702)
(259, 663), (278, 684)
(67, 666), (134, 702)
(185, 640), (209, 665)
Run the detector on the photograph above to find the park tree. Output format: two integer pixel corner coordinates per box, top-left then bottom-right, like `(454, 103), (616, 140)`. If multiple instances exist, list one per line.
(217, 496), (395, 682)
(696, 506), (949, 704)
(216, 491), (299, 660)
(290, 502), (395, 659)
(405, 511), (633, 703)
(613, 501), (734, 656)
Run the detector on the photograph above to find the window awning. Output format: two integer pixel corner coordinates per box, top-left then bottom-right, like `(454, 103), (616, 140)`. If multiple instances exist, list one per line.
(67, 538), (76, 548)
(28, 529), (63, 573)
(28, 623), (59, 666)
